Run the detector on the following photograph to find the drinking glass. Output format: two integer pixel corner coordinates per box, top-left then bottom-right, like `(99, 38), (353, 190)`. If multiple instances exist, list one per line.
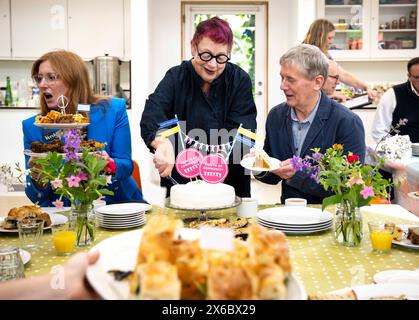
(368, 221), (394, 253)
(17, 219), (44, 250)
(0, 246), (25, 281)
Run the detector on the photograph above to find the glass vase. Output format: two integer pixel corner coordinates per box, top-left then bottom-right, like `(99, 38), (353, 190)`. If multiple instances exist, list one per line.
(70, 203), (96, 247)
(334, 200), (363, 247)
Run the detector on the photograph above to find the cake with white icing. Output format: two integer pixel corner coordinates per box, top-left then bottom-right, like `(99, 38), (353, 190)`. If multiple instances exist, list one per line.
(170, 180), (236, 209)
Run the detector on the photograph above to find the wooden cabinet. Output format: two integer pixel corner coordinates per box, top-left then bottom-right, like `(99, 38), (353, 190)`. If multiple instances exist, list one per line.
(68, 0), (125, 60)
(0, 0), (11, 57)
(11, 0), (67, 59)
(6, 0), (129, 60)
(317, 0), (418, 60)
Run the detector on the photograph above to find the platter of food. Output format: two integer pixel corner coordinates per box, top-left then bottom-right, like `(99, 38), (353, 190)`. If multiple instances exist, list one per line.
(391, 224), (419, 250)
(0, 205), (68, 233)
(86, 215), (306, 300)
(34, 122), (90, 129)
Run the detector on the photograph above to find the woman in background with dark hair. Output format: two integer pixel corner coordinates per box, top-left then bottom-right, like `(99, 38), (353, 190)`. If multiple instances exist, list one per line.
(23, 50), (144, 206)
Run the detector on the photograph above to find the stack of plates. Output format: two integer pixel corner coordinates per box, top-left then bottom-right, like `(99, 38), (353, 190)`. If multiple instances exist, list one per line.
(257, 207), (333, 235)
(95, 203), (151, 229)
(412, 143), (419, 156)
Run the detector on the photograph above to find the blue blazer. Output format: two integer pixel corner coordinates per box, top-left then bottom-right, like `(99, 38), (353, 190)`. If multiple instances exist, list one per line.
(22, 97), (144, 206)
(256, 93), (366, 204)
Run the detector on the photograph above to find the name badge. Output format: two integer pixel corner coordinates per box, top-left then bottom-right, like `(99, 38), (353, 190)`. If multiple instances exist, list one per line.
(43, 131), (60, 142)
(77, 104), (90, 112)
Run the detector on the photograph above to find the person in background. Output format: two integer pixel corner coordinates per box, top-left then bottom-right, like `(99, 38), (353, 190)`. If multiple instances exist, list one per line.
(140, 17), (257, 198)
(372, 57), (419, 144)
(255, 44), (365, 204)
(322, 60), (348, 102)
(0, 251), (100, 300)
(23, 50), (144, 206)
(302, 18), (377, 100)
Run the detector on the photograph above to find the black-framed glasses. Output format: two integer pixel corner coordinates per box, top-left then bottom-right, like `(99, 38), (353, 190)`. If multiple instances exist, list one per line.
(409, 73), (419, 80)
(196, 45), (230, 64)
(328, 74), (340, 82)
(32, 73), (60, 85)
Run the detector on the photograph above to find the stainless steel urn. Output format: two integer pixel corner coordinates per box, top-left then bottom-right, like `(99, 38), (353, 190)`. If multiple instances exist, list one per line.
(92, 54), (121, 97)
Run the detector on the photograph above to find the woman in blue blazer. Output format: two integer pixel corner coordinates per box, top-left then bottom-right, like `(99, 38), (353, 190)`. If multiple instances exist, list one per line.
(22, 50), (144, 206)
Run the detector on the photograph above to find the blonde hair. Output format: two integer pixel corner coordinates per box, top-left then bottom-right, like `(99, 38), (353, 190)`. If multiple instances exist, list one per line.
(31, 50), (109, 115)
(302, 19), (335, 55)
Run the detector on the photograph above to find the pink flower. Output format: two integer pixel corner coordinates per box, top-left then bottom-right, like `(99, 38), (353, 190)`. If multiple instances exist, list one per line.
(105, 160), (116, 175)
(51, 178), (63, 189)
(77, 171), (88, 181)
(66, 175), (82, 188)
(52, 199), (64, 209)
(360, 186), (375, 199)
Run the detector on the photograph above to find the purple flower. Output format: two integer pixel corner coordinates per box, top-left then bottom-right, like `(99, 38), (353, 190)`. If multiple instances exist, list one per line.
(291, 155), (304, 172)
(64, 129), (81, 162)
(312, 152), (321, 160)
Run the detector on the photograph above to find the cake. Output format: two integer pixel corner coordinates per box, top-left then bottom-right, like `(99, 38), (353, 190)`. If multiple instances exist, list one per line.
(407, 227), (419, 245)
(170, 180), (235, 209)
(252, 150), (272, 169)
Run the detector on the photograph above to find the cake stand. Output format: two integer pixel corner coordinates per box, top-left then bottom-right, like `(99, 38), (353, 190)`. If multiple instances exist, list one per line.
(165, 196), (242, 221)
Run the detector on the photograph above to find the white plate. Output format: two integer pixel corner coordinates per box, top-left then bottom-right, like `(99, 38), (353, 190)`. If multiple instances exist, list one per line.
(257, 218), (333, 230)
(34, 123), (89, 129)
(95, 212), (145, 219)
(19, 249), (31, 265)
(98, 222), (145, 230)
(374, 270), (419, 285)
(95, 203), (152, 215)
(240, 156), (281, 172)
(97, 217), (146, 225)
(392, 224), (419, 250)
(257, 207), (333, 226)
(332, 283), (419, 300)
(0, 207), (68, 233)
(24, 149), (93, 158)
(96, 216), (145, 222)
(86, 228), (307, 300)
(257, 216), (333, 229)
(257, 220), (332, 235)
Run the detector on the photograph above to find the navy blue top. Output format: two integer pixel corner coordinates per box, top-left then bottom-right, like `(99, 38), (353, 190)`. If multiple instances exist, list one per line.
(256, 93), (366, 204)
(22, 97), (144, 206)
(140, 60), (257, 197)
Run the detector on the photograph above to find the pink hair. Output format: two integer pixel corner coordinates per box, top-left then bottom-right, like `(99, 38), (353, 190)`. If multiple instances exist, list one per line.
(191, 16), (233, 51)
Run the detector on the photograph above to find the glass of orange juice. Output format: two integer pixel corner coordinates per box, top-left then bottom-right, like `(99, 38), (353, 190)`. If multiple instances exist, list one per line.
(51, 217), (76, 256)
(368, 221), (394, 253)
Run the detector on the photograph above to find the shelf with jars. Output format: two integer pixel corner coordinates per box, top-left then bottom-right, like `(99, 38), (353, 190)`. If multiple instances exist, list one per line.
(317, 0), (418, 60)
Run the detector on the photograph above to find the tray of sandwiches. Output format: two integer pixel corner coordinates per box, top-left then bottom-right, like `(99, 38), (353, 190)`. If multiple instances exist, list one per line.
(240, 150), (281, 172)
(24, 140), (106, 158)
(0, 205), (68, 233)
(86, 215), (307, 300)
(34, 110), (89, 129)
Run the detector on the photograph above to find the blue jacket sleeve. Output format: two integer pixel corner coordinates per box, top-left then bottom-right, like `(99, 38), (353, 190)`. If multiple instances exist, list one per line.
(108, 100), (134, 180)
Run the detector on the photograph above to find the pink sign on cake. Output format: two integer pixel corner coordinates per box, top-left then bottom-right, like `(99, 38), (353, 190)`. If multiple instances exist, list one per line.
(199, 154), (229, 183)
(175, 148), (203, 178)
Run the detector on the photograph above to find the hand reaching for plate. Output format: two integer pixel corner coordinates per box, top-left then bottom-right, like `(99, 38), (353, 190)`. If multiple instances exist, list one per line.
(270, 158), (295, 180)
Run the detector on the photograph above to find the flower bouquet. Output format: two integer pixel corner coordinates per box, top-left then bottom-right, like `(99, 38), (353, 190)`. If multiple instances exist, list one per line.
(28, 129), (115, 246)
(292, 144), (392, 246)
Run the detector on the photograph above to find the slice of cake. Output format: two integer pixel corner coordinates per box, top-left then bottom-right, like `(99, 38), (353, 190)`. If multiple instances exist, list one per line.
(252, 150), (272, 169)
(407, 227), (419, 245)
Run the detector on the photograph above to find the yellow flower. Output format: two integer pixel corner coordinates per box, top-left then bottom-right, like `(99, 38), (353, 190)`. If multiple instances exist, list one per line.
(332, 143), (343, 150)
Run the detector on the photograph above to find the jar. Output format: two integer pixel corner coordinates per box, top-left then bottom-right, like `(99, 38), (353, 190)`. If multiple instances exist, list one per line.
(334, 200), (363, 247)
(70, 203), (96, 247)
(0, 247), (25, 282)
(399, 17), (407, 29)
(392, 20), (398, 29)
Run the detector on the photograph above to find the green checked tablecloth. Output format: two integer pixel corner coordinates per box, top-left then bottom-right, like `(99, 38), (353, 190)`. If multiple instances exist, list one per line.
(1, 204), (418, 296)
